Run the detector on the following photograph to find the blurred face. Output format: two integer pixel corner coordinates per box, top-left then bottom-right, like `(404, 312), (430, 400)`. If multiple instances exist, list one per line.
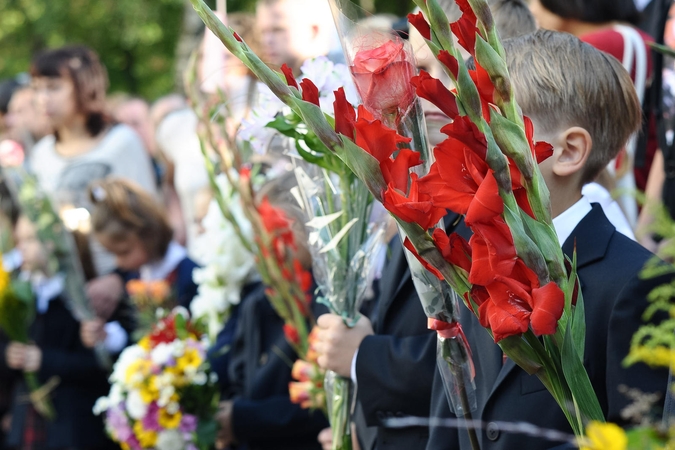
(97, 232), (150, 271)
(529, 0), (565, 31)
(114, 100), (154, 155)
(15, 216), (48, 273)
(6, 89), (51, 140)
(257, 0), (315, 71)
(32, 75), (81, 130)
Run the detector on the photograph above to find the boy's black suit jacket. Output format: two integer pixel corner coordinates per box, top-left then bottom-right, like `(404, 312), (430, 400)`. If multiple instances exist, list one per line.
(3, 295), (115, 449)
(426, 204), (670, 450)
(355, 212), (470, 450)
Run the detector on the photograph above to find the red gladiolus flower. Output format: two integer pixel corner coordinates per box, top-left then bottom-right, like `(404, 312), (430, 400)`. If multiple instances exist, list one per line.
(350, 40), (416, 117)
(300, 78), (320, 107)
(333, 87), (356, 140)
(383, 173), (447, 230)
(418, 118), (491, 216)
(233, 32), (243, 42)
(403, 237), (444, 280)
(437, 50), (459, 79)
(411, 70), (459, 119)
(281, 64), (298, 89)
(354, 110), (411, 163)
(467, 63), (495, 123)
(450, 0), (479, 55)
(466, 170), (503, 225)
(283, 324), (301, 345)
(380, 148), (422, 193)
(529, 281), (565, 336)
(468, 218), (517, 286)
(440, 115), (488, 159)
(407, 12), (431, 40)
(524, 116), (554, 163)
(432, 229), (472, 274)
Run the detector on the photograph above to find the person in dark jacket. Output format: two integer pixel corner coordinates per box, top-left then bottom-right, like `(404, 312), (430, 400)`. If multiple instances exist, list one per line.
(3, 215), (115, 450)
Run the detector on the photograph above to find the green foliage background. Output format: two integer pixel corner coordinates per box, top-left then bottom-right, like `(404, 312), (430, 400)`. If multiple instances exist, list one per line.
(0, 0), (414, 100)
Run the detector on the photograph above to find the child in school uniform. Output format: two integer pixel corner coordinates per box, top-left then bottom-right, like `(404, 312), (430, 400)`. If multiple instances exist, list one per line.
(427, 30), (671, 450)
(88, 178), (199, 309)
(2, 215), (115, 450)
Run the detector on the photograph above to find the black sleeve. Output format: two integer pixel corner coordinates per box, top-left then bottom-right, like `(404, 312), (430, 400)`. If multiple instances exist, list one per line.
(355, 331), (437, 427)
(426, 368), (460, 450)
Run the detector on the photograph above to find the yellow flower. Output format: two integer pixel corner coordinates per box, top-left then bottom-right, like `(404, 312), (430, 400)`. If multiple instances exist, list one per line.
(139, 377), (159, 403)
(0, 259), (9, 293)
(176, 348), (202, 373)
(628, 345), (675, 371)
(125, 359), (152, 387)
(133, 420), (157, 447)
(138, 337), (151, 351)
(580, 421), (627, 450)
(158, 408), (182, 429)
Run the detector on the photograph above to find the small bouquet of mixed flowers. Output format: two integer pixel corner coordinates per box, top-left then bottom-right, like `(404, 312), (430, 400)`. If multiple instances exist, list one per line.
(94, 309), (220, 450)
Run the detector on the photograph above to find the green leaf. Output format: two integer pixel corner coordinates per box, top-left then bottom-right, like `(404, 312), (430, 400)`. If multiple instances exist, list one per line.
(196, 419), (218, 447)
(568, 252), (586, 360)
(333, 137), (387, 203)
(561, 320), (605, 423)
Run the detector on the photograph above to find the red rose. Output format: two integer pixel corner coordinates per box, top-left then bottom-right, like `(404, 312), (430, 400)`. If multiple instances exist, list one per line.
(351, 39), (416, 117)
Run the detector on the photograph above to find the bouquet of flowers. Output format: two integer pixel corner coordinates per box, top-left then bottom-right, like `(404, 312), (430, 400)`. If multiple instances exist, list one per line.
(94, 309), (219, 450)
(189, 0), (604, 447)
(0, 255), (57, 420)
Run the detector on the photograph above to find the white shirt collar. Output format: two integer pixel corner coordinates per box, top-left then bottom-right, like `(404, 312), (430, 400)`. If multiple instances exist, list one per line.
(552, 197), (593, 247)
(140, 241), (187, 281)
(30, 273), (65, 314)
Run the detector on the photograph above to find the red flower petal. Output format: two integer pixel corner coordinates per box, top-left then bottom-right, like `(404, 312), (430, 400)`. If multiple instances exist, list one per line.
(407, 12), (431, 40)
(382, 173), (446, 230)
(354, 114), (411, 163)
(450, 0), (479, 55)
(469, 219), (517, 285)
(281, 64), (298, 89)
(380, 148), (422, 193)
(524, 116), (554, 163)
(411, 70), (459, 119)
(465, 170), (504, 225)
(529, 281), (564, 336)
(437, 50), (459, 79)
(333, 87), (356, 141)
(440, 115), (487, 160)
(300, 78), (320, 107)
(403, 237), (444, 280)
(432, 229), (472, 273)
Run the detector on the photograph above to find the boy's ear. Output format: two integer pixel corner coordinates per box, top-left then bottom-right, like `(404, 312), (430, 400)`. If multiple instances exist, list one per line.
(551, 127), (592, 177)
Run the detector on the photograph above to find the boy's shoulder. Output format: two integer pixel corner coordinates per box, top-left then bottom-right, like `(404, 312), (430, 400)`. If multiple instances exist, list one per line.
(567, 203), (654, 278)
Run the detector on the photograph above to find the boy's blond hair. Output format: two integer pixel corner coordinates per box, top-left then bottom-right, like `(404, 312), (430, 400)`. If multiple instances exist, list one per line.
(503, 30), (641, 185)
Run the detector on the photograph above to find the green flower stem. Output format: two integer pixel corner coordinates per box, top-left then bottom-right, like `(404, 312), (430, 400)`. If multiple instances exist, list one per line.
(329, 374), (353, 450)
(24, 371), (56, 421)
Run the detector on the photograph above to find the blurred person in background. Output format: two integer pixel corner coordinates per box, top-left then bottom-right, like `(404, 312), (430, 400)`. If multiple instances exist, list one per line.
(256, 0), (334, 75)
(28, 45), (157, 324)
(4, 86), (51, 156)
(0, 78), (23, 137)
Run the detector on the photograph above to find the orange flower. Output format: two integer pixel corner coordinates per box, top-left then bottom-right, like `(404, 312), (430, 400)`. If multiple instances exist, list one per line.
(289, 381), (314, 409)
(291, 359), (319, 382)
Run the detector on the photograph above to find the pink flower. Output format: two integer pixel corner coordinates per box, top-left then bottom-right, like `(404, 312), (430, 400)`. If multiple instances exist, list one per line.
(0, 140), (24, 167)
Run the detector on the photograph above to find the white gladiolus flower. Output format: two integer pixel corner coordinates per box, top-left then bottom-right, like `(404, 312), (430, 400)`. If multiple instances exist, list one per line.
(156, 430), (185, 450)
(126, 390), (148, 420)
